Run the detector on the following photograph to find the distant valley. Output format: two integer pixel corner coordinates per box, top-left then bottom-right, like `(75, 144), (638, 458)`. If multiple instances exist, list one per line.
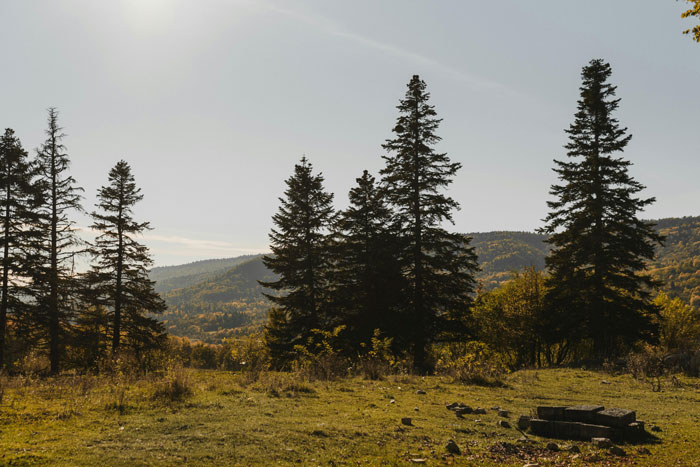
(152, 215), (700, 343)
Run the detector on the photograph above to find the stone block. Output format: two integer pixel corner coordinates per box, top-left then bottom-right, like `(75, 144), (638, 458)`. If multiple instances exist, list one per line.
(594, 408), (636, 428)
(564, 405), (604, 423)
(529, 418), (553, 436)
(537, 406), (566, 420)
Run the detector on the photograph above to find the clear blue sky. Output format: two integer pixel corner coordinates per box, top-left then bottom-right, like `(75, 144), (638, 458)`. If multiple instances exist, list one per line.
(1, 0), (698, 266)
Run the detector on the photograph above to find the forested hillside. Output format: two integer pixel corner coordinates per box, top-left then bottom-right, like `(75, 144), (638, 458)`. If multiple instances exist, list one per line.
(150, 255), (260, 294)
(158, 257), (276, 342)
(469, 231), (549, 290)
(649, 216), (700, 308)
(154, 217), (700, 343)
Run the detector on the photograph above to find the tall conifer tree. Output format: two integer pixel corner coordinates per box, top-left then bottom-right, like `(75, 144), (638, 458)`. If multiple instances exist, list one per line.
(261, 157), (335, 365)
(331, 170), (402, 351)
(0, 129), (42, 368)
(85, 160), (166, 357)
(33, 108), (83, 374)
(541, 59), (663, 359)
(380, 75), (479, 371)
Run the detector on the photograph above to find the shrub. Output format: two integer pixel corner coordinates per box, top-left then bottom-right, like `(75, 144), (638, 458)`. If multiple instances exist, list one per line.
(654, 292), (700, 352)
(293, 326), (348, 381)
(152, 364), (192, 403)
(627, 344), (665, 392)
(356, 330), (398, 380)
(434, 341), (508, 386)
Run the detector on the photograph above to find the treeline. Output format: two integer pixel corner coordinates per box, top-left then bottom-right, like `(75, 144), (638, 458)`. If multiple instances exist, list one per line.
(260, 60), (679, 372)
(0, 109), (166, 374)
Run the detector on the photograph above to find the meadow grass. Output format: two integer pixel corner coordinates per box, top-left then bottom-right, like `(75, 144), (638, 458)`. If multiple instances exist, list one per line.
(1, 368), (699, 465)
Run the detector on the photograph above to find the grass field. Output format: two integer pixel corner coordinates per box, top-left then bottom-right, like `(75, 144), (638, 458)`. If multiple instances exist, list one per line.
(1, 368), (699, 466)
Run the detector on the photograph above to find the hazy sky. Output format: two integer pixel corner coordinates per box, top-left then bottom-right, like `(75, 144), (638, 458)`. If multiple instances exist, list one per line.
(1, 0), (698, 266)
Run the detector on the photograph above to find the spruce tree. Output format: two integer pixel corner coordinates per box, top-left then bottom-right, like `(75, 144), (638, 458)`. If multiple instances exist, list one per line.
(331, 170), (402, 351)
(85, 160), (166, 357)
(380, 75), (479, 371)
(33, 108), (84, 374)
(0, 129), (42, 368)
(541, 59), (663, 360)
(260, 157), (335, 365)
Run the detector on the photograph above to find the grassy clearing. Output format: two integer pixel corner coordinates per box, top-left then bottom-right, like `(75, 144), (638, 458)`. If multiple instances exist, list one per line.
(1, 369), (699, 466)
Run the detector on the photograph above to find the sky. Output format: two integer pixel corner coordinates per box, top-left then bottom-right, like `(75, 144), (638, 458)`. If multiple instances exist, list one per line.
(1, 0), (698, 267)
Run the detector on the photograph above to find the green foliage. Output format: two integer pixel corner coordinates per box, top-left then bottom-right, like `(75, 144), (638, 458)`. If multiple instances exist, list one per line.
(0, 128), (43, 369)
(433, 341), (508, 386)
(261, 157), (336, 365)
(292, 325), (348, 381)
(541, 59), (663, 360)
(32, 108), (85, 374)
(681, 0), (700, 42)
(654, 292), (700, 352)
(330, 170), (404, 351)
(473, 268), (555, 367)
(380, 75), (479, 370)
(356, 329), (399, 380)
(83, 160), (166, 358)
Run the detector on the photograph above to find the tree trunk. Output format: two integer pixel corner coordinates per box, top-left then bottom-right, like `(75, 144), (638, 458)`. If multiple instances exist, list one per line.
(0, 167), (12, 368)
(49, 146), (60, 375)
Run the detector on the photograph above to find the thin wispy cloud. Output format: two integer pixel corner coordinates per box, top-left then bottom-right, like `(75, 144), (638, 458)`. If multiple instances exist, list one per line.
(254, 0), (508, 91)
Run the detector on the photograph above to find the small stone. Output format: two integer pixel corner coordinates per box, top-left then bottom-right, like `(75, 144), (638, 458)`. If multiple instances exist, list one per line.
(650, 425), (662, 432)
(416, 389), (426, 395)
(497, 420), (511, 429)
(523, 464), (540, 467)
(455, 406), (473, 415)
(490, 406), (500, 410)
(546, 442), (559, 451)
(609, 446), (626, 456)
(569, 445), (581, 453)
(600, 380), (611, 384)
(445, 439), (461, 455)
(401, 417), (413, 426)
(498, 410), (510, 418)
(473, 407), (487, 415)
(390, 399), (396, 404)
(517, 436), (534, 444)
(414, 407), (419, 412)
(592, 437), (612, 448)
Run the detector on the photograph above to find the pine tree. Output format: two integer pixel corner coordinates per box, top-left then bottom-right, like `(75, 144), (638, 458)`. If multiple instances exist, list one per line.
(0, 129), (42, 368)
(380, 75), (479, 371)
(260, 157), (335, 365)
(331, 170), (402, 351)
(85, 160), (166, 357)
(541, 59), (664, 360)
(33, 108), (84, 374)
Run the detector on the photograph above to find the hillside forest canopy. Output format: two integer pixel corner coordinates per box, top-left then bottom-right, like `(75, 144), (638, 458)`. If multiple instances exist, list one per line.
(1, 59), (700, 376)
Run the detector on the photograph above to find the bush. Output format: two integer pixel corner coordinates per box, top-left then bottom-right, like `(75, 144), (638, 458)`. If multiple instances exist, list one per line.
(654, 292), (700, 352)
(293, 326), (348, 381)
(355, 330), (402, 380)
(434, 341), (508, 386)
(627, 344), (665, 392)
(152, 364), (192, 403)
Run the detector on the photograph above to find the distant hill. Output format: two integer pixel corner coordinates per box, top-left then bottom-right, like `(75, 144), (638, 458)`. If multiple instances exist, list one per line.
(469, 231), (549, 290)
(649, 216), (700, 308)
(158, 257), (276, 342)
(150, 255), (261, 294)
(153, 216), (700, 342)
